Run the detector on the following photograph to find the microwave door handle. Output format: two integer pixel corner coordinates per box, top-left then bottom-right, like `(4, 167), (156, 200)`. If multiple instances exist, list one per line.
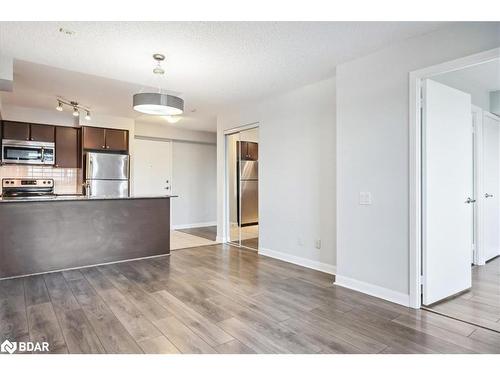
(41, 147), (45, 163)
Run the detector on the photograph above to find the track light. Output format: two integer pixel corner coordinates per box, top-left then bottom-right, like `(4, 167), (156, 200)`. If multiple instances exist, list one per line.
(56, 98), (91, 119)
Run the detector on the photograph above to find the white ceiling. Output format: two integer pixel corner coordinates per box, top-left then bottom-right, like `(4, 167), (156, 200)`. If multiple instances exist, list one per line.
(0, 22), (448, 131)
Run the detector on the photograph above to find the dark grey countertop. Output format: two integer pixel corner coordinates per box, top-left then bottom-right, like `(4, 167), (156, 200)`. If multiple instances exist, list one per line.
(0, 194), (177, 203)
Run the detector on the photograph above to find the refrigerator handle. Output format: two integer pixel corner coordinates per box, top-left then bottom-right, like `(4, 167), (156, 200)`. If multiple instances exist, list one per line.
(88, 156), (93, 178)
(85, 181), (91, 197)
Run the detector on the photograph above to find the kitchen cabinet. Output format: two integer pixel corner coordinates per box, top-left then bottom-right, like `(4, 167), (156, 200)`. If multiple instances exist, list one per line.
(55, 126), (80, 168)
(237, 141), (259, 161)
(246, 142), (258, 161)
(83, 127), (106, 150)
(2, 121), (55, 142)
(30, 124), (55, 142)
(2, 121), (30, 141)
(105, 129), (128, 152)
(82, 126), (128, 152)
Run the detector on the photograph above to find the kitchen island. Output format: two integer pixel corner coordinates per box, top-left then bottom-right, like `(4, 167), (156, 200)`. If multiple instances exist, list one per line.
(0, 195), (174, 279)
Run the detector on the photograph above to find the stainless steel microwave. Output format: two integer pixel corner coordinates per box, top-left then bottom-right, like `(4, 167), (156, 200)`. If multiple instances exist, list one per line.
(2, 139), (55, 165)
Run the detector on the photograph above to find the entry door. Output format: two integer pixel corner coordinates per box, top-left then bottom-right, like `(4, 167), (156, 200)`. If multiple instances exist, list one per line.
(422, 79), (473, 305)
(133, 138), (172, 196)
(482, 113), (500, 261)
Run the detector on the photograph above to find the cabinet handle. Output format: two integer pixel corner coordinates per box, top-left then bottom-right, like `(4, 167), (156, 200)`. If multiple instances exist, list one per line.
(101, 145), (105, 149)
(106, 146), (110, 149)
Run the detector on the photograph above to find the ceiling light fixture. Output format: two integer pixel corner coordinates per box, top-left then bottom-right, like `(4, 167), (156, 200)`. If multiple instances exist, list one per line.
(55, 98), (91, 120)
(133, 54), (184, 116)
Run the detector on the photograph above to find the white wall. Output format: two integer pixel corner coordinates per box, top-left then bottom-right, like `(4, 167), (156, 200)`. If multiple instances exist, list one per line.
(135, 120), (216, 144)
(135, 119), (217, 228)
(171, 141), (217, 228)
(1, 104), (78, 127)
(491, 91), (500, 116)
(217, 76), (336, 273)
(336, 22), (500, 305)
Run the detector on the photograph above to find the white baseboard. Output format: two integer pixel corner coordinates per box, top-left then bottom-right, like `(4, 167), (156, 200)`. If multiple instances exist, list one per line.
(258, 247), (336, 275)
(172, 221), (217, 230)
(334, 274), (410, 307)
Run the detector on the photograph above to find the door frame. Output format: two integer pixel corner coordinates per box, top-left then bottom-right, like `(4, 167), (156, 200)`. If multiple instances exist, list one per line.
(478, 110), (500, 264)
(409, 47), (500, 309)
(223, 122), (260, 251)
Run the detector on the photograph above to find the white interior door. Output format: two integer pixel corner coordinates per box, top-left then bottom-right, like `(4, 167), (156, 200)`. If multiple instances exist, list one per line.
(133, 138), (172, 196)
(482, 113), (500, 261)
(422, 79), (473, 305)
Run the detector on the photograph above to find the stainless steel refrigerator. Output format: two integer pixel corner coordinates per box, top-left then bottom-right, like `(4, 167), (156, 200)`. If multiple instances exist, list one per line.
(85, 152), (129, 197)
(238, 160), (258, 226)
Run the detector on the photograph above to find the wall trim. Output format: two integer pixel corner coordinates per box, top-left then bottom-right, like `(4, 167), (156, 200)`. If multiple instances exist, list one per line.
(335, 274), (410, 307)
(172, 221), (217, 230)
(258, 247), (336, 275)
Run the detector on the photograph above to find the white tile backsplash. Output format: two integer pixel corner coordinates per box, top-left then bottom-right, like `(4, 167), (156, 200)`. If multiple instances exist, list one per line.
(0, 165), (79, 195)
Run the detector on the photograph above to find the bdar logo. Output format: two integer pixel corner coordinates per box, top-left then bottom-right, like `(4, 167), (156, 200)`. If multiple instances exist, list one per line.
(1, 339), (17, 354)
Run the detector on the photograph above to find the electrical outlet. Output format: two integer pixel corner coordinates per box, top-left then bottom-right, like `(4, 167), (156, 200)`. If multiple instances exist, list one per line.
(315, 239), (321, 249)
(359, 192), (372, 205)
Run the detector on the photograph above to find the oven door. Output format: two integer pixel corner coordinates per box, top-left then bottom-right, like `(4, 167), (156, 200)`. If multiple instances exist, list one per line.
(2, 140), (55, 165)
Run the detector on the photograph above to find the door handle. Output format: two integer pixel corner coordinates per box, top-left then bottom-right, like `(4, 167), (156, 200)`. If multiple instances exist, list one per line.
(465, 197), (476, 204)
(485, 193), (494, 198)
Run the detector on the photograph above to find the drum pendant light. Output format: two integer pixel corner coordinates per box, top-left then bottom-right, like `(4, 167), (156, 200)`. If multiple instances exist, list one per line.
(133, 54), (184, 116)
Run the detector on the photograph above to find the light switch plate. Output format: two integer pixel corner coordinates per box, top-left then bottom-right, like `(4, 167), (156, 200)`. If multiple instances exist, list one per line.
(359, 192), (372, 205)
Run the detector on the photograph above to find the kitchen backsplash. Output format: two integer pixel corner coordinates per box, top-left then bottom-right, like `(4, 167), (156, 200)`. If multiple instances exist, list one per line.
(0, 165), (79, 195)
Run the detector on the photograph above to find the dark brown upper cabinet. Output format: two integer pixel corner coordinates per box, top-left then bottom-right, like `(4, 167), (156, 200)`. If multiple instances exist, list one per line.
(30, 124), (55, 142)
(237, 141), (259, 161)
(246, 142), (258, 161)
(83, 127), (106, 150)
(2, 121), (55, 142)
(82, 126), (128, 152)
(55, 127), (80, 168)
(105, 128), (128, 152)
(2, 121), (31, 141)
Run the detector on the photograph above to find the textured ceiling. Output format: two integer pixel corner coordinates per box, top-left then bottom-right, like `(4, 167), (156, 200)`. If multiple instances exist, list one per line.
(0, 21), (448, 131)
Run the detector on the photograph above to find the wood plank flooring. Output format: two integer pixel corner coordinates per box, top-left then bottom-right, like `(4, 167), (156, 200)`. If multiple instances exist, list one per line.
(1, 244), (500, 354)
(177, 226), (217, 241)
(427, 256), (500, 332)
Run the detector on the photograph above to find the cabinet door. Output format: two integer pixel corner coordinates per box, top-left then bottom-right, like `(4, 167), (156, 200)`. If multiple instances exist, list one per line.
(236, 141), (248, 160)
(55, 127), (79, 168)
(83, 127), (106, 150)
(2, 121), (30, 141)
(30, 124), (55, 142)
(105, 129), (128, 151)
(246, 142), (258, 161)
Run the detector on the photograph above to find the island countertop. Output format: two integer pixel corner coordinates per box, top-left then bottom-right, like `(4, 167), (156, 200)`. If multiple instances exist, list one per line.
(0, 194), (177, 203)
(0, 196), (173, 279)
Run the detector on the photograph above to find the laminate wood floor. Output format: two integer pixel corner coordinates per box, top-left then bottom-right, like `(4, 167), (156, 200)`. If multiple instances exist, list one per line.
(2, 244), (500, 354)
(177, 226), (217, 241)
(427, 256), (500, 332)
